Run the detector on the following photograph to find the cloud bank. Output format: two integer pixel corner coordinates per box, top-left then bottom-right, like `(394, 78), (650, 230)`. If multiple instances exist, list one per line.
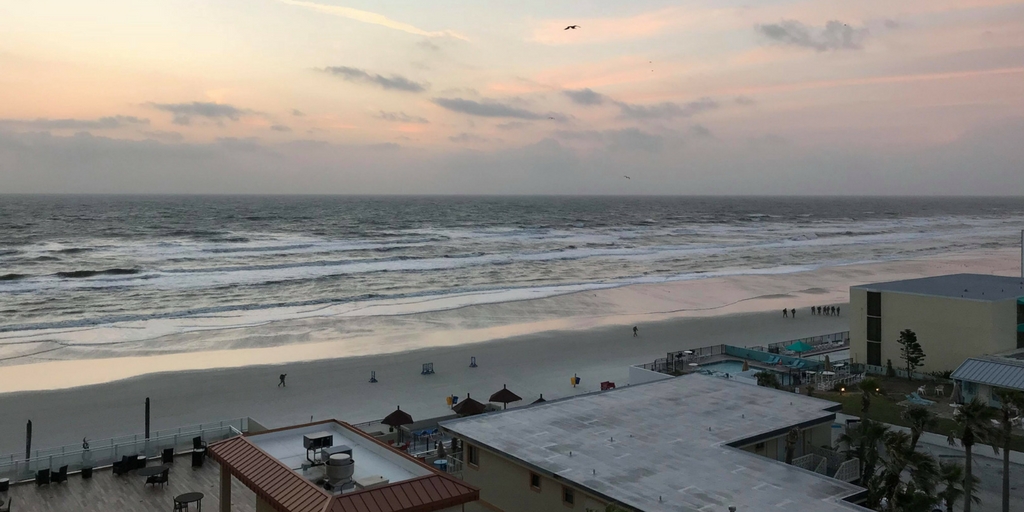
(757, 20), (868, 51)
(320, 66), (428, 92)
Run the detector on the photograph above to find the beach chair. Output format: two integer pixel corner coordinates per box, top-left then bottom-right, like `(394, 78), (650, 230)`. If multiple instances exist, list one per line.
(51, 465), (68, 484)
(35, 469), (50, 486)
(934, 385), (945, 397)
(766, 356), (780, 365)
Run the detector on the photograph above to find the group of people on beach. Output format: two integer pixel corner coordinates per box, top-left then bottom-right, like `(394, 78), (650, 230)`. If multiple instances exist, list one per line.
(811, 305), (839, 316)
(783, 305), (840, 318)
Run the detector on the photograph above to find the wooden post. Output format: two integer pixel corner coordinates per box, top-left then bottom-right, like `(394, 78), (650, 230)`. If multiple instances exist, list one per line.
(25, 420), (32, 461)
(220, 467), (232, 512)
(145, 397), (151, 439)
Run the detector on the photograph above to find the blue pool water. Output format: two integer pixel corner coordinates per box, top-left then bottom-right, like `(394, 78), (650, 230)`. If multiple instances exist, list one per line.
(699, 360), (748, 374)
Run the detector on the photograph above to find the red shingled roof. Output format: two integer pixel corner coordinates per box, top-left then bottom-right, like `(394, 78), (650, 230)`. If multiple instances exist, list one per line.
(209, 420), (478, 512)
(209, 436), (331, 512)
(327, 474), (478, 512)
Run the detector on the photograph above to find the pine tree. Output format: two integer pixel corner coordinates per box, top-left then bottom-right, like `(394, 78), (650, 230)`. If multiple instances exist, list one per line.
(897, 329), (926, 380)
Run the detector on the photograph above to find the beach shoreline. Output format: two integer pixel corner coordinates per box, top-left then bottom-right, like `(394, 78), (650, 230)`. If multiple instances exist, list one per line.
(0, 249), (1018, 395)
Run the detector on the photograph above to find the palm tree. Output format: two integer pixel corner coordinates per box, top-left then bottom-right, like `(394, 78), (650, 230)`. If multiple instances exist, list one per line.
(937, 461), (980, 512)
(858, 378), (881, 415)
(755, 371), (781, 389)
(994, 389), (1024, 512)
(879, 430), (940, 510)
(837, 418), (889, 485)
(901, 406), (938, 452)
(784, 427), (799, 465)
(947, 398), (998, 512)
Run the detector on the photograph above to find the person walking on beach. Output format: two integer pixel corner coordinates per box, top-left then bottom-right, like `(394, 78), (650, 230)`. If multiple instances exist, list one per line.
(278, 374), (287, 387)
(817, 306), (822, 316)
(810, 306), (815, 316)
(782, 308), (788, 318)
(633, 326), (638, 337)
(790, 308), (795, 318)
(836, 306), (840, 316)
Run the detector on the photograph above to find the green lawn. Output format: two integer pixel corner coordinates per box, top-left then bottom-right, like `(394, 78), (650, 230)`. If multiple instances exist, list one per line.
(819, 391), (1024, 453)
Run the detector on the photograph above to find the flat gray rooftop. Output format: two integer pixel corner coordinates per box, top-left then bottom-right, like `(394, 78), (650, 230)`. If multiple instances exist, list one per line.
(442, 375), (868, 512)
(248, 422), (430, 484)
(852, 273), (1024, 302)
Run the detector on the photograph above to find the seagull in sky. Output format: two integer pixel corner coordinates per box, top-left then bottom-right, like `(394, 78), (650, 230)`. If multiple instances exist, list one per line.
(564, 25), (580, 30)
(623, 175), (631, 180)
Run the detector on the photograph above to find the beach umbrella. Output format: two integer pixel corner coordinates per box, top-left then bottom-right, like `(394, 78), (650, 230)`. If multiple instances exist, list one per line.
(824, 355), (832, 371)
(452, 394), (488, 417)
(383, 406), (414, 443)
(741, 361), (750, 372)
(489, 384), (522, 410)
(785, 341), (814, 353)
(950, 382), (963, 404)
(532, 394), (546, 404)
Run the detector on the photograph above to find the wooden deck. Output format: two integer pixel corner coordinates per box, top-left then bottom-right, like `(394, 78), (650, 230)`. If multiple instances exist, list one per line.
(1, 457), (257, 512)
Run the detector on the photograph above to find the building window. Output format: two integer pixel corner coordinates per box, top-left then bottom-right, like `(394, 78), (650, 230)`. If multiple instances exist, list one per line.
(867, 317), (882, 342)
(867, 341), (881, 367)
(867, 292), (881, 317)
(530, 472), (541, 491)
(467, 445), (479, 467)
(562, 486), (575, 506)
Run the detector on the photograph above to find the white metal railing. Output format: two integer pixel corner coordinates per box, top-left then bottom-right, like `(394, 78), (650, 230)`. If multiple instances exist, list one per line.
(813, 457), (828, 475)
(0, 418), (247, 482)
(834, 458), (860, 482)
(446, 453), (464, 478)
(792, 453), (820, 471)
(817, 373), (864, 392)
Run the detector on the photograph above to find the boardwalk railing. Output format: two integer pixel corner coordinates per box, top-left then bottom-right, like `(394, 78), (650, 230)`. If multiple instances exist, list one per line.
(0, 418), (248, 483)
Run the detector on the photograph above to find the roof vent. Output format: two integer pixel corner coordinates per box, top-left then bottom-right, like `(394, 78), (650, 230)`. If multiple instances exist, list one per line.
(325, 453), (354, 487)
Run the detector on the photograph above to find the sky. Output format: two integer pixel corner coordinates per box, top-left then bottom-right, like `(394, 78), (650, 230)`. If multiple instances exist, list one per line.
(1, 0), (1023, 195)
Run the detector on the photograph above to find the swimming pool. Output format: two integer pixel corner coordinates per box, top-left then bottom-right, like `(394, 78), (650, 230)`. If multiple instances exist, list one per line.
(699, 360), (747, 374)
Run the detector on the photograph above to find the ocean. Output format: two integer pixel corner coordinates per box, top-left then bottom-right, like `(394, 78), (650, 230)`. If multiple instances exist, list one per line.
(2, 195), (1023, 346)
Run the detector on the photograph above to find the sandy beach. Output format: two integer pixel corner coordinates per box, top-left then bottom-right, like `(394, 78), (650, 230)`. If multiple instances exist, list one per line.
(0, 249), (1018, 455)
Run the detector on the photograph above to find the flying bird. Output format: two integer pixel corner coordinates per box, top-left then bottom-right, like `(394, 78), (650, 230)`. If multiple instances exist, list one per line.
(564, 25), (579, 30)
(548, 116), (555, 120)
(623, 175), (631, 180)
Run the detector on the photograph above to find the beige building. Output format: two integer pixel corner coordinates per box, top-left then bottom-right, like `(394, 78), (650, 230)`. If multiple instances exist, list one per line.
(849, 274), (1024, 373)
(441, 375), (868, 512)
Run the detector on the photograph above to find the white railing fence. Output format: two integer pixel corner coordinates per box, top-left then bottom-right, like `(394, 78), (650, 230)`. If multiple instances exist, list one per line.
(816, 372), (865, 392)
(0, 418), (247, 482)
(834, 458), (861, 482)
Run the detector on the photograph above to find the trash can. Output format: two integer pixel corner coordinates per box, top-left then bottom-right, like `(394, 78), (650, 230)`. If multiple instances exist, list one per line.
(0, 477), (10, 491)
(192, 447), (206, 467)
(81, 467), (93, 479)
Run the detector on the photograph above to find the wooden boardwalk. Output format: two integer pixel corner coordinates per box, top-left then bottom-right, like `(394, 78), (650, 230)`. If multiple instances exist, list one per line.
(1, 458), (257, 512)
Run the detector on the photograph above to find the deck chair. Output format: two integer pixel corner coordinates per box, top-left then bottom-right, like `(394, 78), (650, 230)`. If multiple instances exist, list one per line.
(192, 436), (207, 450)
(146, 469), (169, 488)
(0, 496), (11, 512)
(113, 455), (132, 475)
(51, 465), (68, 484)
(35, 468), (50, 486)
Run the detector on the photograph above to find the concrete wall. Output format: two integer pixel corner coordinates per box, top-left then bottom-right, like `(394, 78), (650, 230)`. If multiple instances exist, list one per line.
(460, 441), (607, 512)
(735, 422), (832, 462)
(850, 288), (1017, 372)
(628, 365), (673, 386)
